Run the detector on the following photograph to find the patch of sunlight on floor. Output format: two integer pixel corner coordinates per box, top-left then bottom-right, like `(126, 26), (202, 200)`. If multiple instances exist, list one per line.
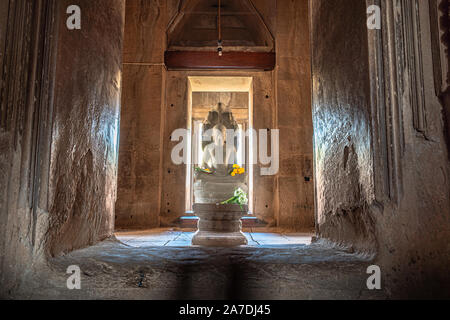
(115, 228), (313, 247)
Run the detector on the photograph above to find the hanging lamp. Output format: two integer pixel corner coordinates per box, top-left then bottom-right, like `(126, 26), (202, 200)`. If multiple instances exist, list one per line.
(217, 0), (223, 56)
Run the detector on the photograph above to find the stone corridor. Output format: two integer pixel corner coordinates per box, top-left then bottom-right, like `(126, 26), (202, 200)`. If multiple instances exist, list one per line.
(1, 0), (449, 300)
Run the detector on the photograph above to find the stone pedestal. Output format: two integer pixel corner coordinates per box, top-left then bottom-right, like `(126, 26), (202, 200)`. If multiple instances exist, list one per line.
(192, 203), (248, 247)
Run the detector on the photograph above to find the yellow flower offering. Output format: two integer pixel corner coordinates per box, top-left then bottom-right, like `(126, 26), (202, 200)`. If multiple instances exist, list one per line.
(230, 165), (245, 176)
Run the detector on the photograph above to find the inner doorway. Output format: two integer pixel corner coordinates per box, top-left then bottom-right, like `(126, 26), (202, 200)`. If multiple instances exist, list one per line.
(186, 76), (254, 214)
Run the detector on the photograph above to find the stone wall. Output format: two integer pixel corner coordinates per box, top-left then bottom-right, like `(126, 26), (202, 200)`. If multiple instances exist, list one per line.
(0, 0), (126, 295)
(116, 0), (315, 230)
(192, 92), (249, 111)
(115, 0), (167, 229)
(46, 0), (125, 256)
(310, 0), (376, 252)
(276, 0), (314, 229)
(373, 0), (450, 298)
(310, 0), (450, 298)
(0, 0), (42, 296)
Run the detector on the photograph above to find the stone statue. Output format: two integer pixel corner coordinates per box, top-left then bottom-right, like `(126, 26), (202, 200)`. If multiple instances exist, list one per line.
(194, 103), (248, 204)
(201, 124), (235, 176)
(192, 102), (249, 246)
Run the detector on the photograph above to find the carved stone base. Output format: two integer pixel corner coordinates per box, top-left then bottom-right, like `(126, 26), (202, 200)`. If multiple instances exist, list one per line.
(192, 203), (248, 247)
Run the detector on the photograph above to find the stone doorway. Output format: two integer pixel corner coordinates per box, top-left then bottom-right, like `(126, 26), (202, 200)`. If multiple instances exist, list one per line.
(186, 76), (254, 215)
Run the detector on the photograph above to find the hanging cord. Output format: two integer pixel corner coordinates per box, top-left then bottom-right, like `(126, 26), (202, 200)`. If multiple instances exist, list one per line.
(217, 0), (223, 56)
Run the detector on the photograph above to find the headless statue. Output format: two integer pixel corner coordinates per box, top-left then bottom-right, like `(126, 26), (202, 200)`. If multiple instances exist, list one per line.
(202, 124), (237, 176)
(194, 103), (248, 204)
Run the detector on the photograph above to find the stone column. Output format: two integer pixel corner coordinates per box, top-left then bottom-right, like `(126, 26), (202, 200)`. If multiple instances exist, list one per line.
(192, 204), (248, 247)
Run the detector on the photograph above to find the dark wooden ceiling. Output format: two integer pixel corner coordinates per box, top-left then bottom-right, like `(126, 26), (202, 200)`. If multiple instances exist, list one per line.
(167, 0), (274, 51)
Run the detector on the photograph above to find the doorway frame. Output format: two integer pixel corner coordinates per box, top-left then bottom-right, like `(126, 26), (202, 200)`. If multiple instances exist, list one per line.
(185, 76), (254, 214)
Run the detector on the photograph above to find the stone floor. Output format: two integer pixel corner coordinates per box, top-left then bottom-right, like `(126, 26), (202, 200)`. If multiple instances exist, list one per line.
(17, 229), (388, 300)
(115, 228), (313, 247)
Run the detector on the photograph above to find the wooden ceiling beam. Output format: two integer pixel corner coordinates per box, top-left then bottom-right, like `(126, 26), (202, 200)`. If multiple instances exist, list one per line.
(164, 51), (275, 71)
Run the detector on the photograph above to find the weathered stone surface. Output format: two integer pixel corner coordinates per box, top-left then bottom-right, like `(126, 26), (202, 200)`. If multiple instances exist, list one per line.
(310, 0), (376, 252)
(275, 0), (314, 230)
(45, 0), (125, 257)
(0, 0), (126, 296)
(115, 65), (164, 229)
(192, 204), (248, 247)
(192, 92), (249, 111)
(310, 0), (450, 297)
(115, 0), (167, 229)
(123, 0), (166, 64)
(13, 239), (388, 300)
